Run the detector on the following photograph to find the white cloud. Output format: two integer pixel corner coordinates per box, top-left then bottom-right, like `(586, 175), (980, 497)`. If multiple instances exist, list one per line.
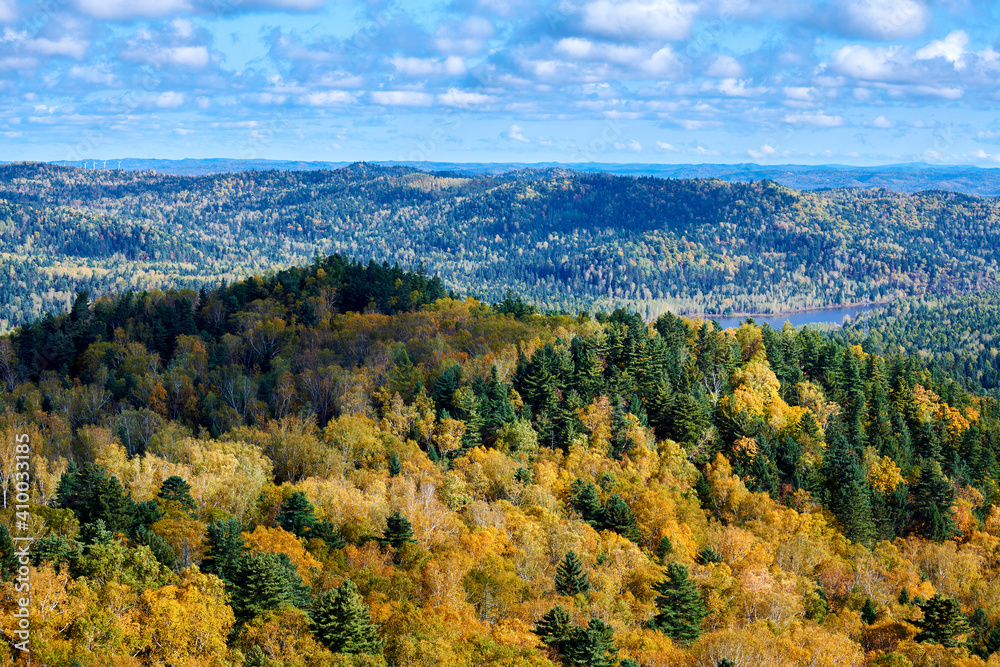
(508, 124), (530, 143)
(437, 89), (494, 108)
(867, 115), (894, 128)
(713, 78), (767, 97)
(303, 91), (354, 106)
(390, 56), (466, 77)
(915, 30), (968, 70)
(0, 0), (14, 22)
(434, 17), (494, 56)
(782, 111), (845, 127)
(829, 45), (901, 80)
(705, 55), (743, 78)
(748, 144), (779, 159)
(578, 0), (699, 41)
(656, 141), (677, 151)
(75, 0), (191, 20)
(68, 65), (115, 85)
(842, 0), (929, 40)
(614, 139), (642, 152)
(369, 91), (434, 106)
(155, 91), (185, 108)
(26, 37), (88, 59)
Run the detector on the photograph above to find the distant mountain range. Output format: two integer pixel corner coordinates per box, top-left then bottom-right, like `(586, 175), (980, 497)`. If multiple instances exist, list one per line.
(34, 158), (1000, 196)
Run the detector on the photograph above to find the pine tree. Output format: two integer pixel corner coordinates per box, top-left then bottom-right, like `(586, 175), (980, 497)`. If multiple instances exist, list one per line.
(56, 462), (137, 534)
(601, 495), (640, 542)
(914, 594), (970, 648)
(0, 524), (16, 581)
(388, 451), (401, 477)
(655, 536), (673, 564)
(379, 510), (416, 562)
(555, 551), (591, 596)
(911, 459), (957, 542)
(648, 563), (707, 644)
(277, 491), (317, 538)
(898, 587), (910, 604)
(534, 605), (573, 647)
(562, 618), (617, 667)
(310, 579), (383, 655)
(570, 480), (605, 528)
(861, 597), (877, 625)
(201, 518), (246, 589)
(157, 475), (197, 515)
(230, 551), (310, 624)
(824, 437), (875, 546)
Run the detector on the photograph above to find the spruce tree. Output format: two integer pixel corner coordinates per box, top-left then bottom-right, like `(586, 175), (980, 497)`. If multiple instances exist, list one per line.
(570, 480), (605, 528)
(824, 437), (875, 546)
(379, 510), (416, 562)
(0, 524), (16, 581)
(554, 551), (591, 596)
(601, 495), (640, 542)
(157, 475), (197, 515)
(310, 579), (383, 655)
(561, 618), (616, 667)
(388, 451), (401, 477)
(648, 563), (707, 644)
(533, 605), (572, 647)
(911, 459), (957, 542)
(277, 491), (317, 538)
(230, 551), (310, 624)
(914, 594), (970, 648)
(898, 587), (910, 604)
(861, 597), (877, 625)
(56, 462), (136, 534)
(201, 518), (246, 589)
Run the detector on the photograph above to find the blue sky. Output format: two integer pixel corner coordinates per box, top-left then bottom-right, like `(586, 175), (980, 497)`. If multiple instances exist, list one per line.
(2, 0), (1000, 165)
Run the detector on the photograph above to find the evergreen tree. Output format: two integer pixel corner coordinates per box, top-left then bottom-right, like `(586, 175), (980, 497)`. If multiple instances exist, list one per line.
(561, 618), (616, 667)
(56, 462), (138, 534)
(310, 579), (383, 655)
(534, 605), (573, 647)
(648, 563), (707, 644)
(570, 480), (605, 528)
(132, 525), (178, 570)
(157, 475), (196, 515)
(861, 597), (878, 625)
(379, 510), (417, 562)
(230, 551), (310, 624)
(601, 495), (640, 542)
(914, 594), (970, 648)
(555, 551), (591, 596)
(655, 536), (673, 564)
(670, 392), (708, 444)
(898, 587), (910, 604)
(201, 518), (246, 589)
(911, 459), (957, 542)
(277, 491), (317, 539)
(824, 437), (876, 546)
(0, 524), (16, 581)
(388, 451), (401, 477)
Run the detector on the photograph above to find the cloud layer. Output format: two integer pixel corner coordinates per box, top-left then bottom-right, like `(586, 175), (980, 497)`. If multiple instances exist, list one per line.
(1, 0), (998, 164)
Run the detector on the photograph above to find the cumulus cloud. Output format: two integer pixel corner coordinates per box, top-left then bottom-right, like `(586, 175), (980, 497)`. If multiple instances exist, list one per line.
(508, 124), (530, 143)
(154, 91), (185, 108)
(303, 91), (355, 106)
(656, 141), (677, 151)
(437, 89), (494, 107)
(577, 0), (699, 40)
(390, 56), (466, 77)
(829, 45), (902, 80)
(782, 111), (845, 127)
(841, 0), (930, 40)
(614, 139), (642, 151)
(369, 91), (434, 106)
(916, 30), (968, 69)
(866, 115), (895, 128)
(705, 55), (743, 78)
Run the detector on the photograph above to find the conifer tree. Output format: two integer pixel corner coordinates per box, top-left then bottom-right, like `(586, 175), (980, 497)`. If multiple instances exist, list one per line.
(570, 480), (605, 529)
(277, 491), (317, 538)
(562, 618), (616, 667)
(555, 551), (591, 596)
(911, 459), (957, 542)
(230, 551), (310, 624)
(388, 451), (401, 477)
(0, 524), (16, 581)
(201, 518), (246, 589)
(601, 495), (640, 542)
(861, 597), (877, 625)
(379, 510), (417, 562)
(914, 594), (970, 648)
(648, 563), (707, 644)
(56, 462), (137, 534)
(310, 579), (383, 655)
(534, 605), (573, 647)
(824, 437), (875, 546)
(898, 587), (910, 604)
(655, 536), (673, 564)
(157, 475), (197, 515)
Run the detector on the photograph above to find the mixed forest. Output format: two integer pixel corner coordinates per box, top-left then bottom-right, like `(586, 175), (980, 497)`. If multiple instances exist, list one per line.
(2, 162), (1000, 329)
(1, 255), (1000, 666)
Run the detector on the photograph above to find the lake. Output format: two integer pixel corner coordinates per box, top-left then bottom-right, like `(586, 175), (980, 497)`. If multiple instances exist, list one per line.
(700, 304), (879, 330)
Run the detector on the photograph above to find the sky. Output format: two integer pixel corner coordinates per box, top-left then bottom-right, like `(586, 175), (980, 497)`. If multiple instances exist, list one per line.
(2, 0), (1000, 165)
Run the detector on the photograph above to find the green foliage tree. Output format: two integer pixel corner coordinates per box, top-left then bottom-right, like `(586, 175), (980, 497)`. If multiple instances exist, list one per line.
(157, 475), (197, 515)
(914, 594), (971, 648)
(201, 518), (247, 589)
(0, 524), (16, 581)
(230, 551), (310, 624)
(277, 491), (317, 539)
(648, 563), (707, 644)
(388, 451), (401, 477)
(861, 597), (878, 625)
(911, 459), (957, 542)
(554, 551), (591, 596)
(310, 579), (383, 655)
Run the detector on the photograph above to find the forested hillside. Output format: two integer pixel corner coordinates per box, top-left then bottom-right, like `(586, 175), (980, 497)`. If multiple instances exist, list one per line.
(2, 162), (1000, 329)
(1, 255), (1000, 666)
(840, 291), (1000, 399)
